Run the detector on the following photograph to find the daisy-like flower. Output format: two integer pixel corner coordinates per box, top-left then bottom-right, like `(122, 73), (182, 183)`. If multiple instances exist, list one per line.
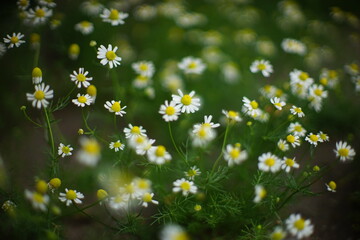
(26, 83), (54, 109)
(17, 0), (30, 10)
(139, 192), (159, 207)
(325, 181), (337, 192)
(269, 226), (286, 240)
(308, 84), (328, 100)
(147, 145), (172, 164)
(305, 133), (321, 146)
(25, 190), (49, 211)
(108, 194), (129, 210)
(133, 136), (155, 155)
(119, 182), (140, 200)
(72, 93), (93, 107)
(223, 143), (248, 167)
(286, 134), (301, 148)
(48, 178), (61, 191)
(132, 61), (155, 78)
(253, 184), (267, 203)
(124, 124), (147, 139)
(133, 178), (152, 195)
(270, 97), (286, 110)
(75, 21), (94, 35)
(59, 188), (84, 206)
(133, 75), (152, 89)
(159, 100), (181, 122)
(109, 140), (125, 152)
(258, 152), (281, 173)
(70, 68), (93, 88)
(318, 131), (329, 142)
(334, 141), (356, 161)
(160, 224), (190, 240)
(3, 32), (25, 48)
(81, 0), (104, 16)
(242, 97), (261, 117)
(100, 8), (129, 26)
(184, 166), (201, 180)
(191, 125), (216, 147)
(222, 109), (242, 122)
(178, 56), (206, 75)
(58, 143), (73, 158)
(195, 115), (221, 129)
(172, 89), (201, 114)
(290, 69), (314, 87)
(32, 67), (42, 84)
(87, 85), (97, 103)
(68, 43), (80, 60)
(76, 137), (101, 167)
(250, 59), (273, 77)
(344, 62), (359, 76)
(172, 178), (197, 196)
(27, 6), (53, 25)
(290, 105), (305, 117)
(281, 38), (306, 55)
(286, 213), (314, 239)
(320, 68), (339, 88)
(97, 44), (122, 69)
(288, 122), (307, 137)
(277, 139), (289, 152)
(39, 0), (56, 8)
(104, 100), (127, 116)
(281, 157), (299, 172)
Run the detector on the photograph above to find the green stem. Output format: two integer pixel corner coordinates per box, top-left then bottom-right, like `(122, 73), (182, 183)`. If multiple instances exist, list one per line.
(33, 44), (40, 67)
(168, 122), (185, 160)
(82, 108), (94, 135)
(111, 69), (121, 99)
(211, 123), (230, 173)
(44, 108), (57, 176)
(22, 107), (43, 128)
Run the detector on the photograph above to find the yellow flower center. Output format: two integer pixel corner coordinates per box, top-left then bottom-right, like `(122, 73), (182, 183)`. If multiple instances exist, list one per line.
(49, 178), (61, 188)
(309, 134), (318, 142)
(77, 96), (87, 103)
(174, 232), (189, 240)
(257, 63), (266, 70)
(286, 135), (295, 143)
(131, 126), (140, 134)
(320, 133), (327, 140)
(35, 8), (45, 18)
(137, 75), (148, 82)
(33, 192), (45, 203)
(139, 64), (148, 71)
(19, 0), (28, 7)
(320, 77), (328, 86)
(285, 158), (294, 167)
(259, 188), (267, 199)
(250, 100), (258, 109)
(180, 181), (191, 191)
(135, 136), (145, 144)
(181, 95), (192, 105)
(142, 193), (152, 202)
(36, 180), (48, 194)
(114, 195), (123, 203)
(97, 189), (108, 200)
(62, 146), (71, 154)
(328, 181), (336, 190)
(80, 21), (91, 27)
(338, 148), (349, 157)
(271, 232), (284, 240)
(109, 9), (119, 20)
(230, 148), (240, 159)
(274, 102), (282, 108)
(265, 158), (275, 166)
(69, 44), (80, 55)
(87, 85), (97, 96)
(34, 90), (45, 100)
(125, 184), (135, 194)
(113, 142), (122, 148)
(137, 179), (149, 189)
(299, 72), (309, 81)
(66, 190), (77, 200)
(84, 140), (100, 154)
(295, 107), (302, 113)
(294, 125), (302, 132)
(329, 70), (337, 78)
(76, 73), (86, 82)
(294, 218), (305, 230)
(32, 67), (42, 77)
(111, 102), (121, 112)
(10, 36), (19, 44)
(197, 128), (207, 138)
(350, 63), (358, 71)
(314, 88), (323, 96)
(165, 106), (175, 115)
(155, 145), (166, 157)
(187, 169), (197, 177)
(188, 62), (197, 69)
(106, 51), (116, 61)
(228, 110), (238, 118)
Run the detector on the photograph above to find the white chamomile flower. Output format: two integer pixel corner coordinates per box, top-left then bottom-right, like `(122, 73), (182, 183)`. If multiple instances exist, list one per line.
(258, 152), (281, 173)
(108, 194), (129, 210)
(76, 137), (101, 167)
(281, 157), (299, 172)
(286, 213), (314, 239)
(196, 115), (220, 129)
(39, 0), (56, 8)
(223, 143), (248, 167)
(290, 69), (314, 86)
(281, 38), (306, 55)
(70, 68), (93, 88)
(160, 224), (189, 240)
(32, 67), (42, 84)
(172, 89), (201, 114)
(286, 134), (301, 148)
(27, 6), (53, 25)
(325, 181), (337, 192)
(269, 226), (286, 240)
(26, 83), (54, 109)
(159, 100), (181, 122)
(17, 0), (30, 10)
(334, 141), (356, 162)
(250, 59), (273, 77)
(75, 21), (94, 35)
(58, 143), (73, 158)
(191, 125), (216, 147)
(242, 97), (261, 117)
(133, 136), (155, 155)
(184, 166), (201, 180)
(290, 105), (305, 117)
(172, 178), (197, 196)
(222, 109), (242, 122)
(72, 93), (93, 107)
(178, 56), (206, 75)
(81, 0), (104, 16)
(104, 100), (127, 116)
(132, 61), (155, 78)
(308, 84), (328, 100)
(253, 184), (267, 203)
(59, 188), (84, 206)
(25, 190), (49, 211)
(305, 133), (321, 146)
(100, 8), (129, 26)
(288, 122), (307, 137)
(3, 32), (25, 48)
(344, 62), (359, 76)
(270, 97), (286, 110)
(318, 131), (329, 142)
(320, 68), (339, 88)
(147, 145), (171, 165)
(109, 140), (125, 152)
(124, 124), (147, 139)
(140, 192), (158, 208)
(277, 139), (289, 152)
(97, 44), (122, 69)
